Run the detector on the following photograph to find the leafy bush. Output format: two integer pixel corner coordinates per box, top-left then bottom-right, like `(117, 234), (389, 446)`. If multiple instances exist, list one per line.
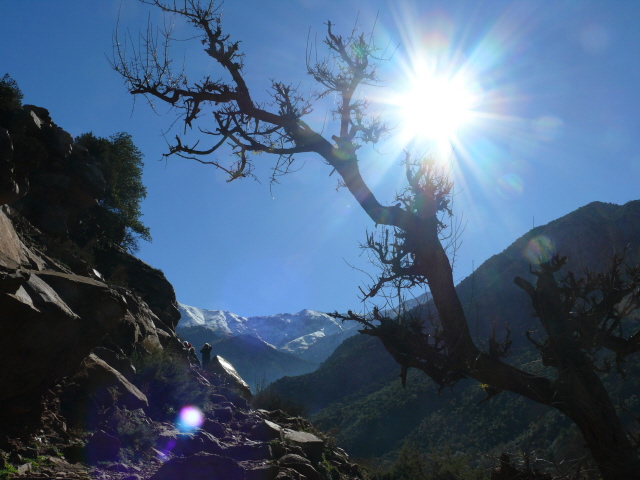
(131, 350), (210, 422)
(74, 132), (150, 253)
(108, 407), (158, 461)
(366, 444), (486, 480)
(0, 74), (23, 111)
(251, 377), (309, 418)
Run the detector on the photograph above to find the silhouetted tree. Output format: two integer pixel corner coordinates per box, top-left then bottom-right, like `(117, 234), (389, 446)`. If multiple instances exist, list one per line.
(112, 2), (640, 478)
(0, 73), (23, 111)
(75, 132), (151, 253)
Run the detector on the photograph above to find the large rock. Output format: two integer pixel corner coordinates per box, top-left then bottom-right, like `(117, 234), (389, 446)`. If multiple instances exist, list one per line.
(84, 430), (121, 464)
(149, 453), (245, 480)
(282, 430), (324, 464)
(91, 346), (136, 381)
(0, 206), (43, 269)
(67, 353), (148, 410)
(170, 430), (226, 457)
(0, 202), (186, 407)
(99, 288), (165, 356)
(206, 355), (253, 400)
(279, 454), (323, 480)
(0, 129), (46, 206)
(94, 246), (181, 332)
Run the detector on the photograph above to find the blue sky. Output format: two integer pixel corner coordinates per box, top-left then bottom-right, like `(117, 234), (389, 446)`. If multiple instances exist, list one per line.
(2, 1), (640, 317)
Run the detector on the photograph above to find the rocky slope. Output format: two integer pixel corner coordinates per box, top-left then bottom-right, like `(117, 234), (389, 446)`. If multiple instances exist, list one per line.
(0, 100), (364, 479)
(269, 199), (640, 463)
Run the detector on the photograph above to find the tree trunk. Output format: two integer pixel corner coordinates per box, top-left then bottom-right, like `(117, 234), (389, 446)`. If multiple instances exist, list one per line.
(405, 217), (640, 480)
(547, 365), (640, 479)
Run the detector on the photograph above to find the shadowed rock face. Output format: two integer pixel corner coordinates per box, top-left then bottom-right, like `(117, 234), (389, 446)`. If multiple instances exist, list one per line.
(65, 353), (149, 412)
(0, 104), (182, 406)
(0, 105), (102, 236)
(0, 208), (127, 402)
(94, 246), (181, 331)
(0, 205), (183, 406)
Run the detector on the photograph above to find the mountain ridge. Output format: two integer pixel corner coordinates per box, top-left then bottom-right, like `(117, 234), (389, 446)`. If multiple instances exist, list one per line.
(268, 199), (640, 463)
(176, 303), (361, 388)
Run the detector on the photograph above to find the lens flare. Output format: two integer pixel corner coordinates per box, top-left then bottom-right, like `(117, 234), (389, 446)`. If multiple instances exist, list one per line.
(496, 173), (523, 199)
(532, 116), (563, 142)
(177, 405), (204, 431)
(524, 236), (555, 265)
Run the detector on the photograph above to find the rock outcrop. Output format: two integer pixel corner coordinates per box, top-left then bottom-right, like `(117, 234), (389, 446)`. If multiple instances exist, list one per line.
(0, 100), (364, 479)
(0, 101), (183, 410)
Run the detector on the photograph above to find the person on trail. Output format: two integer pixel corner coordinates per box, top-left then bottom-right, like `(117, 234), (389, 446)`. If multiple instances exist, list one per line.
(181, 340), (200, 366)
(188, 346), (201, 368)
(200, 343), (213, 369)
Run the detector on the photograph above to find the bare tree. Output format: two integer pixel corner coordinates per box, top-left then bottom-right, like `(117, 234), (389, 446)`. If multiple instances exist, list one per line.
(112, 2), (640, 478)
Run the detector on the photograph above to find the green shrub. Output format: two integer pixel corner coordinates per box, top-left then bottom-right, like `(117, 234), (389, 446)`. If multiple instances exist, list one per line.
(251, 377), (309, 418)
(0, 464), (17, 480)
(108, 407), (158, 461)
(366, 444), (486, 480)
(131, 350), (209, 422)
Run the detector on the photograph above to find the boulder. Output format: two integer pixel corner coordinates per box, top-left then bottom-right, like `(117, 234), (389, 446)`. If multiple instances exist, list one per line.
(251, 419), (284, 442)
(93, 246), (181, 332)
(242, 461), (280, 480)
(99, 288), (164, 356)
(225, 441), (272, 461)
(206, 355), (252, 400)
(155, 424), (196, 457)
(201, 418), (227, 438)
(21, 105), (72, 158)
(149, 452), (245, 480)
(84, 430), (121, 464)
(91, 346), (136, 381)
(275, 468), (305, 480)
(282, 429), (324, 464)
(279, 454), (324, 480)
(171, 430), (226, 457)
(0, 207), (32, 269)
(67, 353), (148, 410)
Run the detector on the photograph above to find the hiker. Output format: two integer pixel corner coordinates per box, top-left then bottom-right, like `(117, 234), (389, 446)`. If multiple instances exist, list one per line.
(201, 343), (213, 369)
(188, 346), (201, 368)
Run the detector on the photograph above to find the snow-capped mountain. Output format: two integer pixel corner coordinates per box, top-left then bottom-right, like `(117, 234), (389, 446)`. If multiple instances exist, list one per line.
(176, 304), (360, 364)
(178, 304), (248, 336)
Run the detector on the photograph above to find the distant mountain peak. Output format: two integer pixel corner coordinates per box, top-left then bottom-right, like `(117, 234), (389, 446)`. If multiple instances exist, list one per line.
(176, 303), (359, 366)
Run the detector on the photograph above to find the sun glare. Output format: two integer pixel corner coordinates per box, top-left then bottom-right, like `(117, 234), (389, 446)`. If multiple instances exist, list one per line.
(394, 69), (479, 148)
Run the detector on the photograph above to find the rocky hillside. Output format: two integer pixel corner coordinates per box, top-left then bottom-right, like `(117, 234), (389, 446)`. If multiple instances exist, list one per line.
(268, 199), (640, 463)
(0, 99), (365, 479)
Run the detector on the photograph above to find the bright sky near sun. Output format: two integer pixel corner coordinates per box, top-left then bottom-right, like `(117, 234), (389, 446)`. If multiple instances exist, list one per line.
(2, 1), (640, 317)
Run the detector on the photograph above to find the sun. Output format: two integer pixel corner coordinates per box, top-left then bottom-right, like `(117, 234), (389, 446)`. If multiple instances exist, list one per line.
(392, 67), (479, 148)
